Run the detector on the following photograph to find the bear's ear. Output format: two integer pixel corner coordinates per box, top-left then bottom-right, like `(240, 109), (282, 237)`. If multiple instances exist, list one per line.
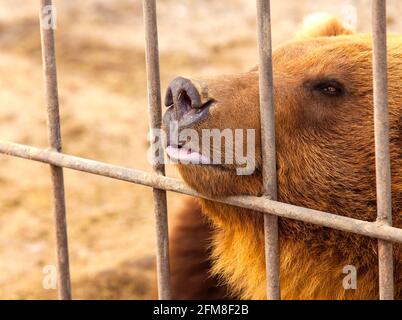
(295, 13), (354, 39)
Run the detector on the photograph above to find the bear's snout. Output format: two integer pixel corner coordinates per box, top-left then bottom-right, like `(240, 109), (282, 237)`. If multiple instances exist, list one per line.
(163, 77), (212, 130)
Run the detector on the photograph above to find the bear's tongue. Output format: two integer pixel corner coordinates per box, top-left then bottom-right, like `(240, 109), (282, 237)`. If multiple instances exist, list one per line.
(165, 146), (211, 164)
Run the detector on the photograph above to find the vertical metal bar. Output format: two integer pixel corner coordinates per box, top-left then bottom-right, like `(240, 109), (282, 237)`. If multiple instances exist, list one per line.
(256, 0), (280, 300)
(39, 0), (71, 300)
(372, 0), (394, 300)
(142, 0), (171, 300)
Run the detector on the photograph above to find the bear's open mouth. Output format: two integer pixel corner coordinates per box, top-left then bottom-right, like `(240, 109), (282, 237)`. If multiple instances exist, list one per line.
(165, 145), (212, 165)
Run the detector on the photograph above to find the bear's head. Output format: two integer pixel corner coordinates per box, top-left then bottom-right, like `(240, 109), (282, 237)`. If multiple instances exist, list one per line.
(163, 16), (401, 237)
(163, 14), (401, 299)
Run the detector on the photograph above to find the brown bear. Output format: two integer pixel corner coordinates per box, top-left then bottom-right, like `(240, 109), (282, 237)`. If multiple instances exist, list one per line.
(169, 197), (232, 299)
(165, 16), (401, 300)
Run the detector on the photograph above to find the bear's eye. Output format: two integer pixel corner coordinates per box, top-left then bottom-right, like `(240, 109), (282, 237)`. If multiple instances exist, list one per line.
(313, 80), (345, 97)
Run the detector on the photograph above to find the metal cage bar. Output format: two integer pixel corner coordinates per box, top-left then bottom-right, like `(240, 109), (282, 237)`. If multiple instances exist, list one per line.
(39, 0), (71, 300)
(142, 0), (171, 300)
(2, 141), (401, 245)
(256, 0), (281, 300)
(372, 0), (394, 300)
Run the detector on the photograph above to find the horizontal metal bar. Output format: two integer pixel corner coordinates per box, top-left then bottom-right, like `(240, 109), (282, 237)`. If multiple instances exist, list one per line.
(1, 141), (402, 244)
(372, 0), (394, 300)
(256, 0), (280, 300)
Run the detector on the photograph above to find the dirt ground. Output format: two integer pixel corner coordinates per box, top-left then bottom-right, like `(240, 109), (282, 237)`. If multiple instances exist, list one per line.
(0, 0), (400, 299)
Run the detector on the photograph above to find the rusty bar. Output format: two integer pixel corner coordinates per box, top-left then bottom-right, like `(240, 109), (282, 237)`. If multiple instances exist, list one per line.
(142, 0), (171, 300)
(256, 0), (280, 300)
(39, 0), (71, 300)
(1, 141), (402, 243)
(1, 142), (402, 244)
(372, 0), (394, 300)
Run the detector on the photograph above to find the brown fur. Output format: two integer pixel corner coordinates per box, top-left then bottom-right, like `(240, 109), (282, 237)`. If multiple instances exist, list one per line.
(168, 17), (402, 299)
(296, 13), (354, 39)
(169, 198), (231, 299)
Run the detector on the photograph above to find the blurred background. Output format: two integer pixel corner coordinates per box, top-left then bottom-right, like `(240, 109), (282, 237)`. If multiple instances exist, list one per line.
(0, 0), (400, 299)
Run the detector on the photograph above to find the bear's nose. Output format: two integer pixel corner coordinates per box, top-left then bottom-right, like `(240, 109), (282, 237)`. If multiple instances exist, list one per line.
(163, 77), (211, 129)
(164, 77), (202, 115)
